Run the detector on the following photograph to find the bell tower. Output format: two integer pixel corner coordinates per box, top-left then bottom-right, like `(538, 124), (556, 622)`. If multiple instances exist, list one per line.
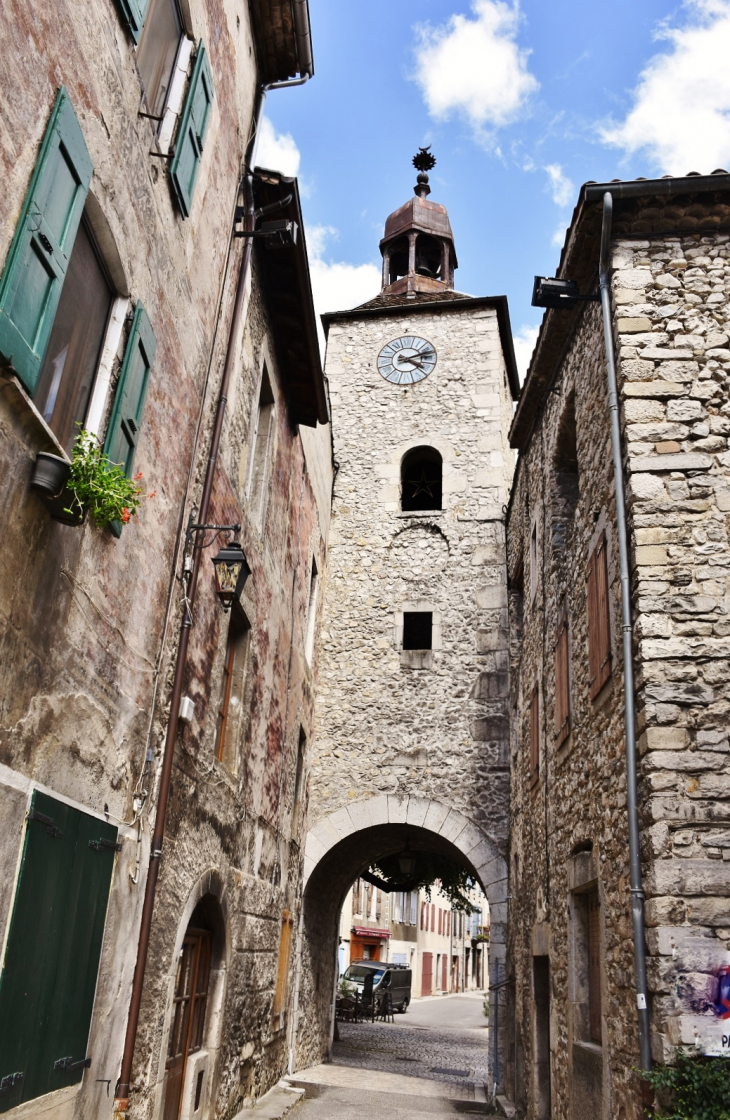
(379, 148), (458, 297)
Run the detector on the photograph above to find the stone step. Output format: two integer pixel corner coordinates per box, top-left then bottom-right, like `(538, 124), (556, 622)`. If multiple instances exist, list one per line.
(233, 1081), (305, 1119)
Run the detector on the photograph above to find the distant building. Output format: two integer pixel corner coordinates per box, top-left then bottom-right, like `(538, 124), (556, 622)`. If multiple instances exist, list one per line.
(506, 172), (730, 1119)
(338, 878), (489, 999)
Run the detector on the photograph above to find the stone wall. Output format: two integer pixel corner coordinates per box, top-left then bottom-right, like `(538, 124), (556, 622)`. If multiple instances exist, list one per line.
(613, 233), (730, 1061)
(507, 227), (730, 1119)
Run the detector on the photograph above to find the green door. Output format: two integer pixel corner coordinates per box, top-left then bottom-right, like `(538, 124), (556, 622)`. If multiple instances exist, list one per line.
(0, 791), (118, 1111)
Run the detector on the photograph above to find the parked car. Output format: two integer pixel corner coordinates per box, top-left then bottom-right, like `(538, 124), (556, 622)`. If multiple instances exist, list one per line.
(343, 961), (412, 1012)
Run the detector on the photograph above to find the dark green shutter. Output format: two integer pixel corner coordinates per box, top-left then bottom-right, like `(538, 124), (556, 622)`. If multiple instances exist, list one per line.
(170, 43), (214, 218)
(116, 0), (149, 42)
(0, 791), (118, 1112)
(0, 89), (92, 394)
(103, 302), (156, 537)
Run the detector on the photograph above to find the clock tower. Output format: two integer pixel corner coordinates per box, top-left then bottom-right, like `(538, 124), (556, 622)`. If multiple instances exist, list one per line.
(304, 152), (519, 1062)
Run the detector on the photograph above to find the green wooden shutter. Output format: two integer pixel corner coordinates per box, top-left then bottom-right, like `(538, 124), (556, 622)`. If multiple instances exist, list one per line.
(170, 43), (214, 219)
(0, 89), (92, 394)
(0, 791), (118, 1112)
(116, 0), (149, 42)
(103, 302), (156, 537)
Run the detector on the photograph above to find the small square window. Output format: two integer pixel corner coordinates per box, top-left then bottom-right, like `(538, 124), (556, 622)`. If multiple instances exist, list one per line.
(403, 612), (432, 651)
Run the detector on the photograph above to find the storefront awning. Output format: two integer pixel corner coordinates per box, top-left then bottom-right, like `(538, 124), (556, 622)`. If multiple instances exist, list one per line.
(352, 926), (391, 940)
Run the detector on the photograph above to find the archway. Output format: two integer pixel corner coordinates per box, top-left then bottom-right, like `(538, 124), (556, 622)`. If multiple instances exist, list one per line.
(293, 795), (507, 1088)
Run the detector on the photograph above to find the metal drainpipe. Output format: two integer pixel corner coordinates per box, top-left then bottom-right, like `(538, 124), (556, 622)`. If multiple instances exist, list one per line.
(597, 191), (651, 1073)
(113, 67), (310, 1115)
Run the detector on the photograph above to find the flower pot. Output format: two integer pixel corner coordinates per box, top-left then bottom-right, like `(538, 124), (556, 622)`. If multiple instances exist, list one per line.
(30, 453), (70, 498)
(30, 453), (85, 526)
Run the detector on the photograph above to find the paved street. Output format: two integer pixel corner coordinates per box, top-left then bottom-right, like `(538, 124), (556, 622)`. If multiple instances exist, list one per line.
(283, 993), (493, 1119)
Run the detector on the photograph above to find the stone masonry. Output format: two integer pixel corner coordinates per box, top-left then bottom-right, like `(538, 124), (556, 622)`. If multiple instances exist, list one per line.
(507, 178), (730, 1120)
(296, 285), (518, 1080)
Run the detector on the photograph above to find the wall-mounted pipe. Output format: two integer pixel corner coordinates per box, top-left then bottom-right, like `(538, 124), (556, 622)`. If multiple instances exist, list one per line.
(113, 64), (310, 1117)
(597, 191), (651, 1073)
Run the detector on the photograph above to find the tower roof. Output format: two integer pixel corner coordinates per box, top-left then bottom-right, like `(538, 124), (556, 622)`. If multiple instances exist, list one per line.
(380, 195), (456, 257)
(379, 149), (458, 297)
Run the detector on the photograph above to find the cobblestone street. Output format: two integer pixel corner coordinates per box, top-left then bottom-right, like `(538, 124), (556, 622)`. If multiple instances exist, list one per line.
(333, 997), (489, 1094)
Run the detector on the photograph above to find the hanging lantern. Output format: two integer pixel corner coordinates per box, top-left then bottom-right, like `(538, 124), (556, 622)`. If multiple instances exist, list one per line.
(398, 845), (416, 876)
(211, 538), (250, 610)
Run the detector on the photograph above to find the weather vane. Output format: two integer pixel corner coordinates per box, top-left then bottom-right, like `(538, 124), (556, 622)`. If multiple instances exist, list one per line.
(412, 146), (436, 198)
(412, 146), (436, 173)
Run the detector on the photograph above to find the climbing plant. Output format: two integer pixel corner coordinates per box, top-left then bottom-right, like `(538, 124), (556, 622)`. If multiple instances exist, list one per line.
(644, 1051), (730, 1119)
(368, 850), (479, 912)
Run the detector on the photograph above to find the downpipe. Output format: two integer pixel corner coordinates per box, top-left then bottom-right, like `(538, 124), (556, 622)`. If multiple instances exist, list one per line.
(598, 191), (652, 1074)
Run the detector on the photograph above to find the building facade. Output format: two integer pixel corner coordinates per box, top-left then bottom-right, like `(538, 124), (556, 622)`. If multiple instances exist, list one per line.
(337, 879), (489, 1001)
(0, 2), (331, 1119)
(506, 173), (730, 1119)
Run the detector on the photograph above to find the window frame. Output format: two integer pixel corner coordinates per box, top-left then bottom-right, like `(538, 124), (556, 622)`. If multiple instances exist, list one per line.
(214, 605), (251, 771)
(586, 533), (612, 699)
(554, 610), (571, 748)
(529, 684), (540, 789)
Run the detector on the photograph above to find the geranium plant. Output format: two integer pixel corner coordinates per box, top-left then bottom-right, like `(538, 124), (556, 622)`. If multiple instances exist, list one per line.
(65, 430), (144, 528)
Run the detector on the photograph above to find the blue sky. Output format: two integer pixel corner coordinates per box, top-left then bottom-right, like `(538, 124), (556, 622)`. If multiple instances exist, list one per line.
(256, 0), (730, 374)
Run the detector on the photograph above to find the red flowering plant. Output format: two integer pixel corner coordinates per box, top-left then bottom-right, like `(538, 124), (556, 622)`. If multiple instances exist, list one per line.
(65, 430), (148, 529)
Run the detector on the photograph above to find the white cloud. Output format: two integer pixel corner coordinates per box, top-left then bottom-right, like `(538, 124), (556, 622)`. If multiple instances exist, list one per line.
(513, 324), (540, 385)
(601, 0), (730, 173)
(305, 226), (382, 351)
(544, 164), (574, 207)
(255, 116), (301, 176)
(413, 0), (539, 141)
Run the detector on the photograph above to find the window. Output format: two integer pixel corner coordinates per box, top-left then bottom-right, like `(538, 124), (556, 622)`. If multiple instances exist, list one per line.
(272, 910), (294, 1030)
(555, 611), (571, 747)
(291, 728), (306, 837)
(529, 519), (539, 603)
(403, 611), (432, 651)
(401, 446), (442, 511)
(304, 557), (319, 664)
(137, 0), (184, 118)
(214, 606), (250, 770)
(0, 90), (156, 479)
(34, 215), (114, 453)
(247, 368), (275, 528)
(0, 791), (118, 1111)
(587, 535), (612, 699)
(553, 394), (579, 552)
(529, 685), (540, 788)
(410, 893), (417, 925)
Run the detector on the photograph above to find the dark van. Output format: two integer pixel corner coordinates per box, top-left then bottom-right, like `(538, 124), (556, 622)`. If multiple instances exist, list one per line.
(343, 961), (412, 1012)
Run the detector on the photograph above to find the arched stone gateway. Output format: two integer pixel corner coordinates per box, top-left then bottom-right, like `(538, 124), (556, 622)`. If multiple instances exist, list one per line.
(293, 796), (507, 1083)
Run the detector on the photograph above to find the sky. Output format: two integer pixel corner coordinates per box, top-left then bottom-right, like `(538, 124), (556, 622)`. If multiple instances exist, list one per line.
(256, 0), (730, 377)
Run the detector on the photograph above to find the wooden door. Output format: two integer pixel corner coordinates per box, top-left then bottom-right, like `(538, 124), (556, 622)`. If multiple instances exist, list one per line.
(421, 952), (432, 997)
(164, 930), (210, 1120)
(441, 954), (447, 991)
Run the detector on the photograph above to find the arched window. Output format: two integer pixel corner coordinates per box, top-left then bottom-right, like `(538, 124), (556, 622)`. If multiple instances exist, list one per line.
(401, 446), (442, 512)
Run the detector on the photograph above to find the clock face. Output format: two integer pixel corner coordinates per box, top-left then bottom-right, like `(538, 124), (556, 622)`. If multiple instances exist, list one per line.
(377, 335), (437, 385)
